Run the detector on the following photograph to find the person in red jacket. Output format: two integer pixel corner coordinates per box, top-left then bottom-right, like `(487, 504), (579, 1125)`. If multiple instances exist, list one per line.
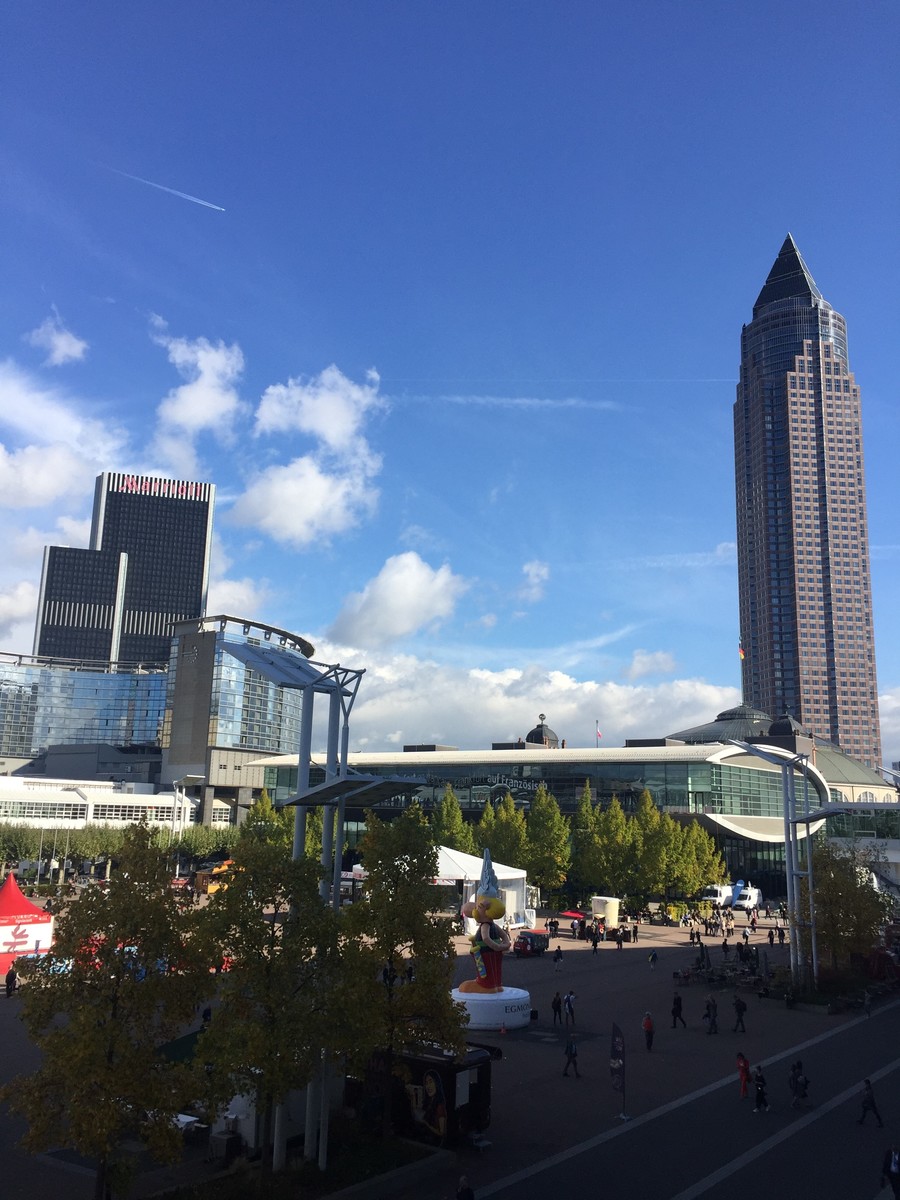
(642, 1011), (654, 1050)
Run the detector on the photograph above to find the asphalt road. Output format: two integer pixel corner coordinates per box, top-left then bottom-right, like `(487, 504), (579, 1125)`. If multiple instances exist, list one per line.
(399, 922), (900, 1200)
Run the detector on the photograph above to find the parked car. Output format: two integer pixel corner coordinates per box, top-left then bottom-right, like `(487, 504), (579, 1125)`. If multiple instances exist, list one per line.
(512, 930), (549, 958)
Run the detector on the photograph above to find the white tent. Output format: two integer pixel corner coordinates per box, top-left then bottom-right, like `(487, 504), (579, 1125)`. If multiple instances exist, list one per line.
(434, 846), (531, 929)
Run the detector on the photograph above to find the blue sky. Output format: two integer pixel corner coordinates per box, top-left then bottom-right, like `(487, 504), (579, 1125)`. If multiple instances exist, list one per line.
(1, 3), (898, 763)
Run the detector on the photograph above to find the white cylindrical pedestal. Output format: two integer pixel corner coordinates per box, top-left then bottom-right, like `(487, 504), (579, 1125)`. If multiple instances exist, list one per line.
(451, 986), (532, 1031)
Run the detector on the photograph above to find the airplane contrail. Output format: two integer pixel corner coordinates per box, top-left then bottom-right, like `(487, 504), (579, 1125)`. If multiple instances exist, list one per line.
(101, 164), (226, 211)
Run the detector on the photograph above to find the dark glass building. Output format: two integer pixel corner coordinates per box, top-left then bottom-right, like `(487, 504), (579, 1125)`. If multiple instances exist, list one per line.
(34, 472), (215, 665)
(734, 236), (881, 767)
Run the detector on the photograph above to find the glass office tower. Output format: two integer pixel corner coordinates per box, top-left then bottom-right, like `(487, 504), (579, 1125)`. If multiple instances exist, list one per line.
(34, 473), (215, 665)
(734, 235), (881, 766)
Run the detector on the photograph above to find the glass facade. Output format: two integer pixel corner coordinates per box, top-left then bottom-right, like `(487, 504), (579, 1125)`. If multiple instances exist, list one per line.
(0, 656), (166, 757)
(264, 755), (787, 818)
(208, 633), (306, 754)
(263, 751), (797, 897)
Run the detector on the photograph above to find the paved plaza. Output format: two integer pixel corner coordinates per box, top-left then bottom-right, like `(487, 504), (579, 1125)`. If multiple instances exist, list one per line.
(0, 915), (898, 1199)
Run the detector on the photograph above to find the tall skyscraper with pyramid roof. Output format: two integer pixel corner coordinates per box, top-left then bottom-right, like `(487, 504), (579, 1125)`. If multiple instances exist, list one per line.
(734, 235), (881, 767)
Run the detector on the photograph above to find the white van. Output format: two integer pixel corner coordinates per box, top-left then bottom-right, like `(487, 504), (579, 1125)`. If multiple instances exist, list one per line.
(733, 884), (763, 912)
(700, 884), (733, 908)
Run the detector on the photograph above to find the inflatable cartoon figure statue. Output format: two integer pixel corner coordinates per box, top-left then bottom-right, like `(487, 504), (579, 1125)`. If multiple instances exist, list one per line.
(458, 850), (511, 994)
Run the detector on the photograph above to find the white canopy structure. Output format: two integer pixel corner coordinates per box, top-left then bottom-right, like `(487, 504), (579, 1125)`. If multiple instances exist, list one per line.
(434, 846), (530, 928)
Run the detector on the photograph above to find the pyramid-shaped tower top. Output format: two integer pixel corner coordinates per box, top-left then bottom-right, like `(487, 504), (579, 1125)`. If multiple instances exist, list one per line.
(753, 233), (823, 316)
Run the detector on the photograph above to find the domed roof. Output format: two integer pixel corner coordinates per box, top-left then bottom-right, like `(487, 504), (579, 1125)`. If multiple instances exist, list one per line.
(768, 712), (810, 737)
(667, 702), (773, 745)
(525, 713), (559, 748)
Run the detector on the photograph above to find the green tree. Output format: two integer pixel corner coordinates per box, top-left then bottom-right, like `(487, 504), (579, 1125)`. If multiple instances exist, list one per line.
(2, 822), (212, 1200)
(474, 799), (496, 854)
(632, 789), (666, 900)
(488, 792), (528, 869)
(430, 783), (475, 854)
(569, 781), (603, 897)
(242, 787), (293, 847)
(797, 838), (893, 974)
(342, 805), (466, 1134)
(524, 783), (570, 895)
(197, 836), (340, 1185)
(595, 795), (634, 897)
(678, 820), (727, 897)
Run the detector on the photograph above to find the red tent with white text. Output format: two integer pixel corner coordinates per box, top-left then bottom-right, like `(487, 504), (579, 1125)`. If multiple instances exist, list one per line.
(0, 874), (53, 975)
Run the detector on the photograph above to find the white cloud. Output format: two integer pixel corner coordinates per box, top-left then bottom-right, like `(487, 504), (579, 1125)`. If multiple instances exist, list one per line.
(0, 581), (38, 644)
(519, 560), (549, 603)
(230, 363), (385, 549)
(150, 319), (245, 473)
(0, 443), (92, 508)
(0, 360), (128, 467)
(328, 552), (469, 646)
(625, 648), (678, 680)
(878, 686), (900, 770)
(312, 637), (740, 752)
(230, 456), (379, 547)
(25, 310), (88, 367)
(622, 542), (737, 570)
(254, 364), (383, 455)
(206, 575), (272, 619)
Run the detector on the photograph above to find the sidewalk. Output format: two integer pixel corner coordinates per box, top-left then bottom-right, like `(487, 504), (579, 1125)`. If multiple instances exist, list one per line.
(395, 918), (861, 1200)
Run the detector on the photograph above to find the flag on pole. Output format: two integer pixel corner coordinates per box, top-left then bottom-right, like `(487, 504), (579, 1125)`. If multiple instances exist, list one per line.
(596, 721), (602, 742)
(738, 641), (746, 661)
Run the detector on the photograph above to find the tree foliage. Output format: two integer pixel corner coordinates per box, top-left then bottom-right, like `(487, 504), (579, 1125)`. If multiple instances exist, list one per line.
(196, 836), (341, 1179)
(797, 838), (893, 973)
(484, 792), (528, 868)
(523, 783), (570, 893)
(473, 799), (495, 854)
(568, 782), (602, 897)
(430, 783), (475, 854)
(341, 804), (466, 1132)
(1, 823), (212, 1200)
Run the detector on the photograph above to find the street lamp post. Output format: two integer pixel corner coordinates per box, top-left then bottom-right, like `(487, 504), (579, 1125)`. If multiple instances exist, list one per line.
(728, 740), (821, 991)
(171, 775), (205, 868)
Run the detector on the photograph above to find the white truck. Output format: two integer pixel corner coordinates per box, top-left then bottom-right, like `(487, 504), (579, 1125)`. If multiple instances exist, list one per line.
(733, 883), (764, 912)
(699, 884), (734, 908)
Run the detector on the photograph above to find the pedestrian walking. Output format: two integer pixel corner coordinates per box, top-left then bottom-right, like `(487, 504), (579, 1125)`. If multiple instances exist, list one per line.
(457, 1175), (475, 1200)
(732, 993), (747, 1032)
(741, 927), (750, 946)
(704, 994), (718, 1035)
(767, 928), (775, 947)
(563, 1033), (580, 1077)
(753, 1065), (769, 1112)
(788, 1060), (809, 1108)
(736, 1052), (751, 1099)
(563, 989), (576, 1027)
(5, 966), (16, 997)
(551, 991), (563, 1027)
(648, 950), (658, 971)
(553, 945), (563, 972)
(671, 991), (686, 1028)
(858, 1078), (884, 1127)
(642, 1011), (654, 1051)
(777, 926), (785, 945)
(616, 928), (623, 950)
(591, 929), (599, 954)
(722, 937), (730, 959)
(883, 1138), (900, 1199)
(632, 921), (639, 944)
